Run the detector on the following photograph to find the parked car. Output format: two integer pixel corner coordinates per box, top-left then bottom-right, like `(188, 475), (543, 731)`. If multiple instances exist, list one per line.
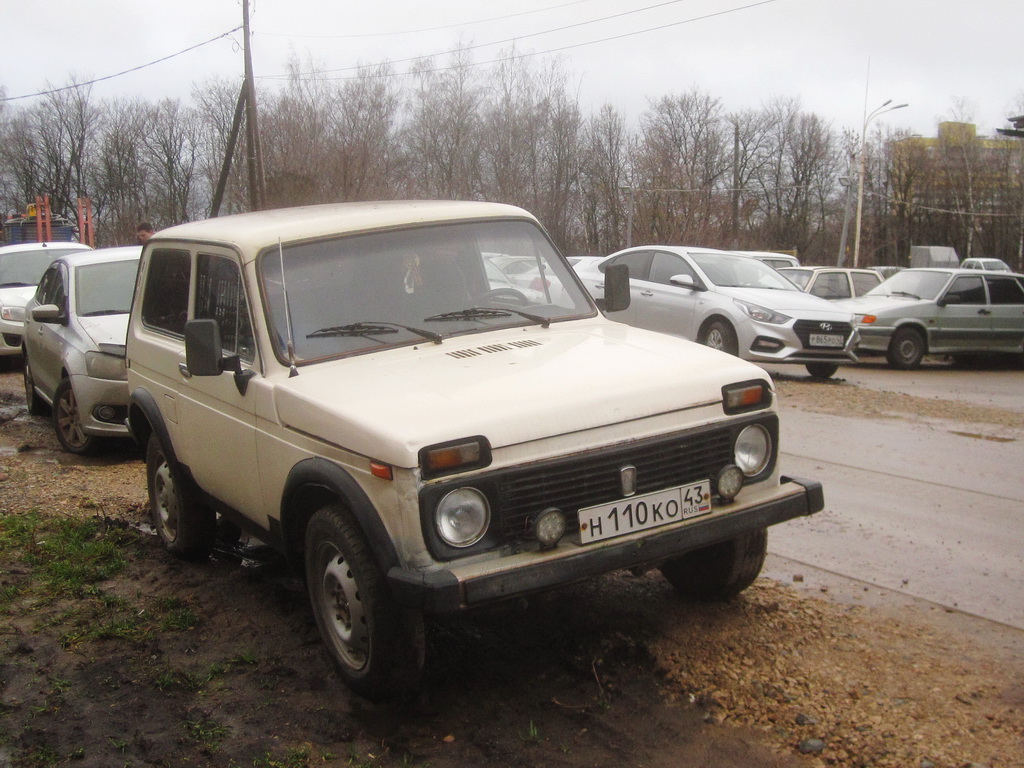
(22, 246), (141, 454)
(0, 241), (92, 366)
(125, 201), (822, 700)
(778, 267), (883, 300)
(574, 246), (858, 378)
(961, 257), (1012, 272)
(731, 250), (801, 270)
(833, 268), (1024, 369)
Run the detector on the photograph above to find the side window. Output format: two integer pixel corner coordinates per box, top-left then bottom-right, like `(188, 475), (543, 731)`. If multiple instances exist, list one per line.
(944, 276), (986, 305)
(852, 272), (882, 296)
(141, 249), (191, 336)
(605, 251), (652, 281)
(986, 276), (1024, 305)
(809, 272), (851, 299)
(196, 253), (256, 363)
(650, 252), (696, 285)
(34, 265), (64, 307)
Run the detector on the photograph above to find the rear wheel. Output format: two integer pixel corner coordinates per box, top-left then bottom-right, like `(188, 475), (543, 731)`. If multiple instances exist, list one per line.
(700, 319), (738, 356)
(305, 505), (424, 700)
(805, 362), (839, 379)
(886, 327), (925, 370)
(53, 378), (99, 455)
(146, 434), (216, 560)
(660, 528), (767, 602)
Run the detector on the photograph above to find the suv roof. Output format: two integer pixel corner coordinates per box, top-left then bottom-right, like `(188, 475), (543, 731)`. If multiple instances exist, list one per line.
(154, 201), (533, 256)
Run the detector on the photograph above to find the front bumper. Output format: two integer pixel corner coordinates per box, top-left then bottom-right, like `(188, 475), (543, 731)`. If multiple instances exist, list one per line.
(69, 374), (131, 437)
(388, 474), (823, 613)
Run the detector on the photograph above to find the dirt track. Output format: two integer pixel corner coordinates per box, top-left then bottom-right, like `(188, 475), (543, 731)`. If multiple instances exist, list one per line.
(1, 364), (1023, 768)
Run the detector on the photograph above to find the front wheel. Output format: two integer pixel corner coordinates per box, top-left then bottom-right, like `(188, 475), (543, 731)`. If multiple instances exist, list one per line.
(53, 378), (99, 455)
(700, 319), (739, 356)
(146, 434), (216, 560)
(886, 327), (925, 370)
(805, 362), (839, 379)
(305, 505), (424, 701)
(659, 528), (767, 602)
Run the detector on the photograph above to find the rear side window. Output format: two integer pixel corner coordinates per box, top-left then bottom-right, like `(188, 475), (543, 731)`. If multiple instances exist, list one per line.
(196, 253), (255, 363)
(852, 272), (882, 296)
(986, 276), (1024, 305)
(141, 249), (191, 336)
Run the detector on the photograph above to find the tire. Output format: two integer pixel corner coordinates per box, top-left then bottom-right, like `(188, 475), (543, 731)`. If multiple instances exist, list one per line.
(305, 505), (425, 700)
(700, 319), (739, 356)
(886, 327), (925, 370)
(22, 353), (47, 416)
(659, 528), (767, 602)
(52, 378), (99, 455)
(805, 362), (839, 379)
(146, 433), (216, 560)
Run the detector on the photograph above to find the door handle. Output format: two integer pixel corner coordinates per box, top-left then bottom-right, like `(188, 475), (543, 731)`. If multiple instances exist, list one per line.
(178, 362), (192, 378)
(639, 290), (654, 297)
(978, 309), (991, 316)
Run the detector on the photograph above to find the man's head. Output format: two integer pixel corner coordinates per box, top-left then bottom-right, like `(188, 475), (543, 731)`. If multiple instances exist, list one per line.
(136, 222), (155, 244)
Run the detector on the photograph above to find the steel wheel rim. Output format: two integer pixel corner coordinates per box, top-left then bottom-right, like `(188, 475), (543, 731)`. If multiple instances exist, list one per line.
(152, 461), (180, 541)
(56, 388), (88, 448)
(319, 546), (369, 670)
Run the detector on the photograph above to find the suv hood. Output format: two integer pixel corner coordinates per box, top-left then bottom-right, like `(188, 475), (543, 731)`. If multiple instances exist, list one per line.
(273, 322), (766, 468)
(720, 286), (855, 319)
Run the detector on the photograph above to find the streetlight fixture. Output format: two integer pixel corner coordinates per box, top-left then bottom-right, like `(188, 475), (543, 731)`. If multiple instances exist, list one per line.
(852, 99), (908, 267)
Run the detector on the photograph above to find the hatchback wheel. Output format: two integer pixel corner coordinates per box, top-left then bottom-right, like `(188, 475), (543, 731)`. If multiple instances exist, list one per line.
(52, 379), (98, 455)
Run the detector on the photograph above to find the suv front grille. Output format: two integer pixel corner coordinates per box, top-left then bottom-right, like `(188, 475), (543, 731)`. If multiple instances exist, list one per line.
(495, 426), (738, 541)
(793, 320), (853, 348)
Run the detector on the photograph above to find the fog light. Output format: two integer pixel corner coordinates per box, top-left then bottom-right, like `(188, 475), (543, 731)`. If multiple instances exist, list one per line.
(530, 508), (566, 549)
(716, 464), (745, 502)
(94, 405), (117, 422)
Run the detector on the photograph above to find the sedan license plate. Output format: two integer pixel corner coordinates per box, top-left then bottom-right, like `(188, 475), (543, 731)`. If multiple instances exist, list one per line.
(809, 333), (844, 348)
(578, 480), (712, 544)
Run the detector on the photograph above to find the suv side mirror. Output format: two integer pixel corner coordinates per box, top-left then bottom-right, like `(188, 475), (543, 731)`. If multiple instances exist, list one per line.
(598, 263), (631, 313)
(936, 294), (962, 307)
(185, 319), (255, 395)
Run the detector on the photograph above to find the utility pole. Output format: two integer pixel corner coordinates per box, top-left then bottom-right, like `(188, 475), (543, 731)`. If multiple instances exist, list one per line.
(242, 0), (266, 211)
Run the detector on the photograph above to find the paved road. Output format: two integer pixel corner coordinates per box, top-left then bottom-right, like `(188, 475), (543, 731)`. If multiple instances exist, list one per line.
(763, 361), (1024, 630)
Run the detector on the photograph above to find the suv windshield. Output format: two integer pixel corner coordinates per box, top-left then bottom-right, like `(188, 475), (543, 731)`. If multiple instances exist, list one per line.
(865, 270), (950, 300)
(259, 219), (593, 362)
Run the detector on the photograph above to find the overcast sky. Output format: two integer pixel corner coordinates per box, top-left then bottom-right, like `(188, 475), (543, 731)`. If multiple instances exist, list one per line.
(2, 0), (1019, 140)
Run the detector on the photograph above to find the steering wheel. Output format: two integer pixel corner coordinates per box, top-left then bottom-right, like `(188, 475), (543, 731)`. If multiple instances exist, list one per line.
(480, 287), (529, 307)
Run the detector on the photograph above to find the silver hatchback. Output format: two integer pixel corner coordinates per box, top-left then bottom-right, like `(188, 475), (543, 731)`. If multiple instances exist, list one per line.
(574, 246), (858, 378)
(22, 246), (141, 453)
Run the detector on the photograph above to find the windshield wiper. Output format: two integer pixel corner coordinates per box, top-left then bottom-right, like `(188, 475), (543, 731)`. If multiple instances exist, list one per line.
(307, 321), (442, 344)
(425, 306), (550, 328)
(887, 291), (922, 299)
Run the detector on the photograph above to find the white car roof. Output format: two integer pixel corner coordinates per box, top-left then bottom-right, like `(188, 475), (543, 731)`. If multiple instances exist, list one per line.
(0, 241), (92, 256)
(152, 201), (537, 259)
(54, 245), (142, 267)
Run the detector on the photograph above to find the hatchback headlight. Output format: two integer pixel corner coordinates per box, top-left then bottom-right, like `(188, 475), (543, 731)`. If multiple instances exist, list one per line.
(734, 424), (771, 476)
(435, 488), (490, 547)
(1, 305), (26, 322)
(733, 299), (790, 325)
(85, 351), (128, 381)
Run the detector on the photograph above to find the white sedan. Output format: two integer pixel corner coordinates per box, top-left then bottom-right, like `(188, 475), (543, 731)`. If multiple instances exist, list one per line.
(22, 246), (141, 454)
(574, 246), (859, 378)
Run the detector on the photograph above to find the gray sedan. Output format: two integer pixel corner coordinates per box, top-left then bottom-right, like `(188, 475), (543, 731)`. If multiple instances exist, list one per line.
(22, 246), (141, 453)
(833, 268), (1024, 369)
(574, 246), (858, 378)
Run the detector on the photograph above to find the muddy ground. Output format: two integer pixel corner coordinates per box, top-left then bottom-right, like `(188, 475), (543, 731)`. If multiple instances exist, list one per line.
(0, 361), (1022, 768)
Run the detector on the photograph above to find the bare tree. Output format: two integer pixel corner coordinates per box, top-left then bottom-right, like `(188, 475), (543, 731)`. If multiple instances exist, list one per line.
(580, 104), (630, 254)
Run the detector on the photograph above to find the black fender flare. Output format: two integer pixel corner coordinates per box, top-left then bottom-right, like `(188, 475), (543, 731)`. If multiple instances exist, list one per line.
(281, 457), (401, 576)
(128, 388), (177, 464)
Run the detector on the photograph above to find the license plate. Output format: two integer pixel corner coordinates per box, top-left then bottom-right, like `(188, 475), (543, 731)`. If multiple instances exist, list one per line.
(578, 480), (712, 544)
(809, 333), (844, 347)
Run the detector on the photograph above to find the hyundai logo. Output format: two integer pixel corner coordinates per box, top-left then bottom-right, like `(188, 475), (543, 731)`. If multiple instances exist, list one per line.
(819, 322), (833, 331)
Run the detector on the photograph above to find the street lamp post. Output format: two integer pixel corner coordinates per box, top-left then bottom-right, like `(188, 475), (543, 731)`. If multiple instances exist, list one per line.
(852, 100), (908, 267)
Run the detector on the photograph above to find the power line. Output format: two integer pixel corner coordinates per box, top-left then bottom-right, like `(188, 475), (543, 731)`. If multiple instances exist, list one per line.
(259, 0), (781, 82)
(0, 27), (243, 103)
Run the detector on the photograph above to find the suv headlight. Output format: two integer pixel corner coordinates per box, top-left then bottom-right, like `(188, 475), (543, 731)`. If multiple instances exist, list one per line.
(733, 299), (790, 325)
(734, 424), (771, 476)
(85, 351), (128, 381)
(435, 487), (490, 547)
